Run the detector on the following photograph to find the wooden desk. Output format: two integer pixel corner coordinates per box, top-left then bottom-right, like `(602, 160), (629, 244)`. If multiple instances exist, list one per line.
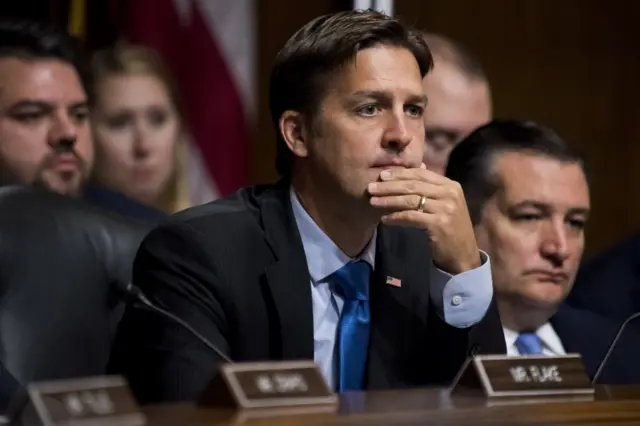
(143, 385), (640, 425)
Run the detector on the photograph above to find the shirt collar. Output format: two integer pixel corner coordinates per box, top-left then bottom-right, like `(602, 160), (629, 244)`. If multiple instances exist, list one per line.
(503, 322), (565, 355)
(290, 186), (376, 284)
(503, 326), (520, 350)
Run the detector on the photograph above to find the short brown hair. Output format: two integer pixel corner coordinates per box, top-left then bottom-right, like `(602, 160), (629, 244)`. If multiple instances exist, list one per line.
(269, 9), (433, 176)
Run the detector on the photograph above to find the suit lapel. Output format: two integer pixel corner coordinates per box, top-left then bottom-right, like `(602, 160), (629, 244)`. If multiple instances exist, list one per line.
(550, 306), (601, 377)
(260, 182), (314, 360)
(366, 226), (420, 388)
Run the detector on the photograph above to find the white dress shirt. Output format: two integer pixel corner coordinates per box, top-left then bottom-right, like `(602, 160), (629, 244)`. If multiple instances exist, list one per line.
(503, 323), (567, 356)
(289, 187), (494, 389)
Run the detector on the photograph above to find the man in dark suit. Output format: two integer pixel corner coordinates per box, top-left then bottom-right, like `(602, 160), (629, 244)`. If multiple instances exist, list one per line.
(446, 119), (640, 383)
(568, 235), (640, 323)
(0, 19), (164, 223)
(109, 10), (505, 404)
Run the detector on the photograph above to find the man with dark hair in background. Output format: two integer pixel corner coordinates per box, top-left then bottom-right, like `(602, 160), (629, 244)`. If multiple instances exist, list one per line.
(0, 19), (164, 221)
(446, 119), (640, 383)
(0, 20), (93, 196)
(110, 10), (505, 404)
(422, 33), (492, 175)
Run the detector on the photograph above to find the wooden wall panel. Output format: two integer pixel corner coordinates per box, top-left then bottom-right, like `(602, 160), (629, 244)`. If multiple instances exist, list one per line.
(253, 1), (347, 185)
(394, 0), (640, 256)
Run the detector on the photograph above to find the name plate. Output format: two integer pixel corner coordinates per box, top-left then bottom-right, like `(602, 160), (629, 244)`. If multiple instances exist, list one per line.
(198, 360), (338, 410)
(450, 354), (594, 399)
(26, 376), (145, 426)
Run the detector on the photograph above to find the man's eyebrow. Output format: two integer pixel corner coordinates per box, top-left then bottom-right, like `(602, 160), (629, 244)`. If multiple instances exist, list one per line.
(350, 90), (391, 101)
(509, 200), (549, 211)
(349, 90), (428, 105)
(567, 207), (590, 216)
(7, 100), (54, 111)
(407, 93), (428, 105)
(7, 99), (89, 112)
(509, 200), (590, 216)
(69, 100), (89, 110)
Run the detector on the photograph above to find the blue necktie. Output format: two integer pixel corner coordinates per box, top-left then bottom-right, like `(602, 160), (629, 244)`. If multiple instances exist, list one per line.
(515, 332), (543, 355)
(332, 260), (371, 392)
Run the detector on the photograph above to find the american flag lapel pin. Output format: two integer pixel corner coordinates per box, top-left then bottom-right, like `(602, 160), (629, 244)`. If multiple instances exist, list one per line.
(386, 276), (402, 287)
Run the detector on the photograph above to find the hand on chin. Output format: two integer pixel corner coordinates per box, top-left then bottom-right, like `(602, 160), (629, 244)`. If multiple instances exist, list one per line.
(366, 164), (481, 274)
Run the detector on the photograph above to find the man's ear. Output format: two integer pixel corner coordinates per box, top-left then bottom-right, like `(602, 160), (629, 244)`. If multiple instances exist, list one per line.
(279, 110), (309, 159)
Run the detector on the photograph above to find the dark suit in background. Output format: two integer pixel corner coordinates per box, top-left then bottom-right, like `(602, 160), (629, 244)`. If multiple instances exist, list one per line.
(109, 182), (506, 404)
(84, 185), (167, 223)
(568, 235), (640, 322)
(551, 304), (640, 384)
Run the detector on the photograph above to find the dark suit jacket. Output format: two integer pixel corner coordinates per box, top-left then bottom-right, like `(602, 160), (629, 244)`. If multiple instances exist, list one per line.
(83, 185), (167, 223)
(568, 234), (640, 322)
(0, 361), (21, 415)
(551, 304), (640, 384)
(109, 181), (506, 404)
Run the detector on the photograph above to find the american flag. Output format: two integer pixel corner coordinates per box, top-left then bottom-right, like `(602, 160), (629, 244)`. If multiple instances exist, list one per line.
(386, 276), (402, 287)
(66, 0), (253, 204)
(122, 0), (254, 203)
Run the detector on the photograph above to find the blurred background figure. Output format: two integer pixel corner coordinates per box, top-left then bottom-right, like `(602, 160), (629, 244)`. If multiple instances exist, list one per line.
(421, 33), (492, 175)
(90, 43), (191, 214)
(569, 234), (640, 323)
(0, 19), (165, 222)
(0, 20), (93, 196)
(121, 0), (254, 205)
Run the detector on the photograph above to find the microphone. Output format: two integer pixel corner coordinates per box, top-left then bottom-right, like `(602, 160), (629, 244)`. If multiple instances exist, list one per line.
(591, 311), (640, 384)
(120, 282), (233, 364)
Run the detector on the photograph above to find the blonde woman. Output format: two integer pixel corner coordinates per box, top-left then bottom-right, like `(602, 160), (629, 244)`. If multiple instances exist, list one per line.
(90, 43), (192, 214)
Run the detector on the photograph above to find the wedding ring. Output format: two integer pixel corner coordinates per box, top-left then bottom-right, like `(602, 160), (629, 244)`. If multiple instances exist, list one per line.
(417, 195), (427, 212)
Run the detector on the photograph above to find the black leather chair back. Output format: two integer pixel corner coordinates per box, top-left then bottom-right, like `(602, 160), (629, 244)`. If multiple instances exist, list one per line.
(0, 187), (153, 384)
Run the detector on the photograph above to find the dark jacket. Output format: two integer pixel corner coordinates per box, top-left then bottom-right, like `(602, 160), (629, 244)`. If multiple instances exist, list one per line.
(551, 304), (640, 384)
(569, 235), (640, 322)
(109, 181), (506, 404)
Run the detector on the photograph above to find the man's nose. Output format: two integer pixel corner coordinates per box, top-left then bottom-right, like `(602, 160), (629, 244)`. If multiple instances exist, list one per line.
(48, 113), (78, 151)
(540, 222), (570, 266)
(381, 113), (412, 153)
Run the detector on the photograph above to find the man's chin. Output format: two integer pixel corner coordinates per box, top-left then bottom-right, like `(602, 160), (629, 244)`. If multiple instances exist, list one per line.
(36, 175), (85, 197)
(518, 293), (565, 312)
